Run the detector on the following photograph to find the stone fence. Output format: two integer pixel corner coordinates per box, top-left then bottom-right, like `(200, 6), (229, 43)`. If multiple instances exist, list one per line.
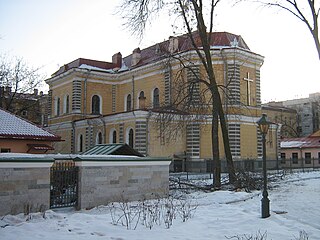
(0, 154), (171, 216)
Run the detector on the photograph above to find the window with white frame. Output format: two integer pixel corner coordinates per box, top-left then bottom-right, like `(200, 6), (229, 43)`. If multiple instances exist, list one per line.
(63, 95), (70, 114)
(126, 94), (132, 111)
(126, 128), (134, 148)
(92, 95), (101, 114)
(153, 88), (160, 108)
(138, 91), (146, 109)
(109, 129), (117, 143)
(55, 97), (61, 116)
(78, 134), (83, 152)
(96, 131), (103, 145)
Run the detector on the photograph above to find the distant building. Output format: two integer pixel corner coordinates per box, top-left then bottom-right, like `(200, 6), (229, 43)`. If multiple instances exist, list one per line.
(266, 92), (320, 137)
(262, 104), (298, 138)
(280, 130), (320, 168)
(0, 87), (48, 127)
(0, 108), (61, 153)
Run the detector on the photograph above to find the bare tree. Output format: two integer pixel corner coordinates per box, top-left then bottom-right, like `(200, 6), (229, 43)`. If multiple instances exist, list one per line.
(118, 0), (237, 187)
(256, 0), (320, 60)
(0, 54), (45, 112)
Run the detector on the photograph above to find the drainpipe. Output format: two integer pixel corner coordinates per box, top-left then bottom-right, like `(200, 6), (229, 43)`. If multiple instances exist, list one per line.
(220, 48), (228, 112)
(275, 124), (279, 171)
(72, 120), (76, 154)
(87, 119), (92, 149)
(145, 110), (152, 156)
(132, 75), (135, 110)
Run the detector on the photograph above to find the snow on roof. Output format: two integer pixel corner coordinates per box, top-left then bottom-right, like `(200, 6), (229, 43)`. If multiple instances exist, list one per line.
(280, 141), (307, 148)
(0, 108), (61, 141)
(281, 137), (320, 149)
(79, 64), (115, 73)
(79, 60), (129, 73)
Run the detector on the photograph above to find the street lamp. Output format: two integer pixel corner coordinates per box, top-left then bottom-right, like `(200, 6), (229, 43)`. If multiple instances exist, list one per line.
(257, 113), (271, 218)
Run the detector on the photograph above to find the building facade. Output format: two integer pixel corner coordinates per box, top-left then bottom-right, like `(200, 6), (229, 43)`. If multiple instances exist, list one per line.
(280, 130), (320, 169)
(262, 104), (297, 138)
(0, 87), (48, 127)
(46, 32), (278, 169)
(267, 92), (320, 137)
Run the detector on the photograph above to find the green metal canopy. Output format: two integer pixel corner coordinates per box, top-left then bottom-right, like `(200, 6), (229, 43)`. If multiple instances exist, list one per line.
(81, 144), (144, 157)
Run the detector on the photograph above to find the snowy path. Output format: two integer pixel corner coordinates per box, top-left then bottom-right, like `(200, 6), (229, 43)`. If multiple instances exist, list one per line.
(1, 171), (320, 240)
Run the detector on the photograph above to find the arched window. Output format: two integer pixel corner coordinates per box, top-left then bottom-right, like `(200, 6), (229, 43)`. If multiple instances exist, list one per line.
(92, 95), (101, 114)
(138, 91), (146, 109)
(96, 132), (103, 144)
(126, 128), (134, 148)
(66, 95), (69, 113)
(78, 134), (83, 152)
(56, 97), (61, 116)
(129, 129), (134, 148)
(63, 95), (70, 114)
(153, 88), (159, 108)
(113, 131), (117, 143)
(126, 94), (132, 111)
(109, 129), (117, 144)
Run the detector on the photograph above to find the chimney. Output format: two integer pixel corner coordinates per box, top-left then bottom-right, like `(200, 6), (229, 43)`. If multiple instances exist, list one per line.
(168, 36), (179, 53)
(112, 52), (122, 68)
(131, 48), (141, 66)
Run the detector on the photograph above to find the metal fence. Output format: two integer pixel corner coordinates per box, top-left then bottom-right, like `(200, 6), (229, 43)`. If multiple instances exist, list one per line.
(50, 161), (79, 209)
(170, 158), (320, 174)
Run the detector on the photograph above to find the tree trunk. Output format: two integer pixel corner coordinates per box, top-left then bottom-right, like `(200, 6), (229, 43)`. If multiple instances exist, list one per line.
(217, 98), (237, 183)
(212, 97), (221, 188)
(312, 29), (320, 60)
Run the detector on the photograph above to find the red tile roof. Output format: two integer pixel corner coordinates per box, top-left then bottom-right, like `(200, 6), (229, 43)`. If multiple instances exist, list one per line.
(123, 31), (250, 68)
(52, 58), (116, 76)
(52, 31), (250, 76)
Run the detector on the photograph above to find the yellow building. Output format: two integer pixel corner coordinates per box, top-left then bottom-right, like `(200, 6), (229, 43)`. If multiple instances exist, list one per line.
(46, 32), (278, 170)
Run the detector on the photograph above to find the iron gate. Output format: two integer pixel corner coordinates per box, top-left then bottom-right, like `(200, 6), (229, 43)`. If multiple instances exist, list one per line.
(50, 161), (78, 208)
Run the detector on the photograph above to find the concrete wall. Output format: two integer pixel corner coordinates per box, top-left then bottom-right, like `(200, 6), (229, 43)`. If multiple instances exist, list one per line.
(0, 161), (52, 216)
(77, 160), (169, 210)
(0, 155), (171, 216)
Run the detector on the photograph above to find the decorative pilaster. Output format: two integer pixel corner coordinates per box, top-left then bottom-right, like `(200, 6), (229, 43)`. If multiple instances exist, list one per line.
(85, 126), (93, 150)
(228, 123), (241, 158)
(135, 121), (147, 155)
(164, 67), (171, 106)
(257, 127), (263, 159)
(72, 80), (82, 113)
(47, 90), (52, 118)
(112, 85), (116, 113)
(256, 69), (261, 107)
(119, 123), (124, 143)
(227, 64), (240, 105)
(187, 66), (200, 105)
(186, 123), (200, 159)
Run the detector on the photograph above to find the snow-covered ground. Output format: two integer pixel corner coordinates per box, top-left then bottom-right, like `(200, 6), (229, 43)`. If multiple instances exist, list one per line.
(1, 171), (320, 240)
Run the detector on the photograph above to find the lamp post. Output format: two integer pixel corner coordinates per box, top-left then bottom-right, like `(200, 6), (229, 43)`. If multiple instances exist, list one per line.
(257, 114), (271, 218)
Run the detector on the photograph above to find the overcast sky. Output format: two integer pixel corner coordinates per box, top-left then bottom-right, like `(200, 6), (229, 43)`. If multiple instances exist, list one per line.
(0, 0), (319, 102)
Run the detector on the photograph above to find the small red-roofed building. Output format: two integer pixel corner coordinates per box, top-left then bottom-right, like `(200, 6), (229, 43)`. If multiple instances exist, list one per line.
(280, 130), (320, 168)
(0, 108), (62, 153)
